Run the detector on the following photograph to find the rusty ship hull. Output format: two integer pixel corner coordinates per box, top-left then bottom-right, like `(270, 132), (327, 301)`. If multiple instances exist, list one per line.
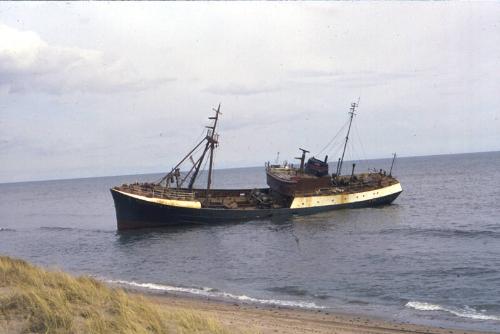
(110, 102), (403, 230)
(111, 179), (402, 230)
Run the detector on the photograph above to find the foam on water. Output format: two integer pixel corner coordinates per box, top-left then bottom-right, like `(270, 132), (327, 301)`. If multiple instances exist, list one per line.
(406, 301), (500, 321)
(107, 279), (326, 310)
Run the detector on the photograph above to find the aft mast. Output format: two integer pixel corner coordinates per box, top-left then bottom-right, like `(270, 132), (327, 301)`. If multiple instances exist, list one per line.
(337, 100), (358, 176)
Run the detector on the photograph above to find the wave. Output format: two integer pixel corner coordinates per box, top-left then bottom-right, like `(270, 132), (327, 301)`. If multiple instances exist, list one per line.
(106, 279), (326, 310)
(266, 285), (330, 300)
(267, 285), (308, 297)
(380, 228), (500, 239)
(406, 301), (500, 321)
(39, 226), (114, 233)
(40, 226), (74, 231)
(0, 227), (16, 232)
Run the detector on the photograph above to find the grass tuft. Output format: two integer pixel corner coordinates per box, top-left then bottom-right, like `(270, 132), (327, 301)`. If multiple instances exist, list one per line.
(0, 256), (235, 333)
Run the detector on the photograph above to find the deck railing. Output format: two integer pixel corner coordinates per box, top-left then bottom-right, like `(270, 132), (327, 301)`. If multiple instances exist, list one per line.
(122, 184), (196, 200)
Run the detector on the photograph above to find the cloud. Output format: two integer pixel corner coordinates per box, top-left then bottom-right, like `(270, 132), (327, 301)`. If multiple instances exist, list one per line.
(0, 2), (499, 183)
(203, 69), (419, 97)
(203, 82), (282, 96)
(0, 23), (174, 94)
(286, 69), (419, 89)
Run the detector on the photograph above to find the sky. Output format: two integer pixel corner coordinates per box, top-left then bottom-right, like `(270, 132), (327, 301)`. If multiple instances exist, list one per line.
(0, 2), (499, 183)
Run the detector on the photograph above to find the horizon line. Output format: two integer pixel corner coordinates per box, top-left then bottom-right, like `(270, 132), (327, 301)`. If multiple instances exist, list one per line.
(1, 149), (499, 186)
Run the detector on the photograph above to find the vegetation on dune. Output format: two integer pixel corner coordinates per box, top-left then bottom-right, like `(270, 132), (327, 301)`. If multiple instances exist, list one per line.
(0, 256), (233, 334)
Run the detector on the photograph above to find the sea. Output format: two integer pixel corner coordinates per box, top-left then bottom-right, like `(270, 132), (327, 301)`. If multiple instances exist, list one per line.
(1, 151), (499, 332)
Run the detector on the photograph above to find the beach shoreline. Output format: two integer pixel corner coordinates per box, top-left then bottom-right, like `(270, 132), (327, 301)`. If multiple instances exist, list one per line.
(1, 254), (496, 334)
(126, 287), (494, 334)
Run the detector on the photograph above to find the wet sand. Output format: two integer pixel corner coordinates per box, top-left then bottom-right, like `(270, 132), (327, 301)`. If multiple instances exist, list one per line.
(136, 290), (493, 334)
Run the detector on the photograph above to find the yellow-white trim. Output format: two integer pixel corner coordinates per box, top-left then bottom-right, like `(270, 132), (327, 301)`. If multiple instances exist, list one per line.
(290, 183), (402, 209)
(114, 190), (202, 209)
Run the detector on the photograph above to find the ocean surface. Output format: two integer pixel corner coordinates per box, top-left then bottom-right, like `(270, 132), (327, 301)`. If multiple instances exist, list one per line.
(1, 152), (500, 332)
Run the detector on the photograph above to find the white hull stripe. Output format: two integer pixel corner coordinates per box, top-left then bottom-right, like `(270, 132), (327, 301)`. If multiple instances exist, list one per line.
(114, 182), (402, 211)
(114, 190), (202, 209)
(290, 183), (402, 209)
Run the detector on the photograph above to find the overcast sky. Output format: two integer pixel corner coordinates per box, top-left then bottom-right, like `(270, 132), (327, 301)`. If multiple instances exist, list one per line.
(0, 2), (499, 183)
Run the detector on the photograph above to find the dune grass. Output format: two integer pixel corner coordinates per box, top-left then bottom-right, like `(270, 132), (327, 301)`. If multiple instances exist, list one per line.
(0, 256), (235, 334)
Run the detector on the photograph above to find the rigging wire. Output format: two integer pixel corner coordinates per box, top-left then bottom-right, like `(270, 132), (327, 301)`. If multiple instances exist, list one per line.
(333, 140), (345, 157)
(316, 119), (350, 156)
(156, 142), (207, 185)
(178, 142), (208, 187)
(349, 137), (356, 164)
(338, 130), (359, 175)
(340, 114), (370, 175)
(196, 151), (210, 188)
(211, 145), (218, 188)
(344, 140), (352, 170)
(329, 113), (356, 172)
(353, 121), (368, 162)
(155, 127), (208, 184)
(327, 142), (341, 164)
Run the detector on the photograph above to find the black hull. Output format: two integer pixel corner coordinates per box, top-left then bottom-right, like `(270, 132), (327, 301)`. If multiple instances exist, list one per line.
(111, 189), (402, 230)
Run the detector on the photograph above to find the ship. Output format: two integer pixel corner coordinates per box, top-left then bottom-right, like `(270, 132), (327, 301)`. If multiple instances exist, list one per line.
(111, 102), (402, 230)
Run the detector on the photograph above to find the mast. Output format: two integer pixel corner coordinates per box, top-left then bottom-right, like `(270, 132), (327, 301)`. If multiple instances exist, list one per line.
(159, 105), (222, 191)
(206, 104), (221, 196)
(389, 152), (397, 177)
(188, 104), (221, 191)
(338, 100), (358, 176)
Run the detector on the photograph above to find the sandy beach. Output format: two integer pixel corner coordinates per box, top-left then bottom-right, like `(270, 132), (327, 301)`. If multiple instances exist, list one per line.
(138, 290), (494, 334)
(1, 256), (497, 334)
